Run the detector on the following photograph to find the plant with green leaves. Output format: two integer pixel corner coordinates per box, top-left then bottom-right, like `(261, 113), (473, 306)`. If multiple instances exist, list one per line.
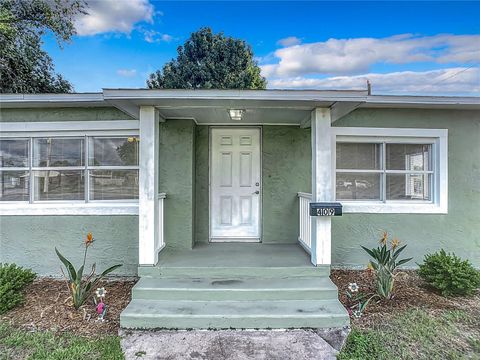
(418, 249), (480, 296)
(0, 263), (36, 314)
(55, 232), (122, 310)
(362, 232), (412, 299)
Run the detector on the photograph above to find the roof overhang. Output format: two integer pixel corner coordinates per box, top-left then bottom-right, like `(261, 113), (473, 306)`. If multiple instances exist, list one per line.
(1, 90), (478, 126)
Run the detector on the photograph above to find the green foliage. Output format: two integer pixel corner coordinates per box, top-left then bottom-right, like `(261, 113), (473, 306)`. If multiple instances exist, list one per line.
(337, 328), (388, 360)
(0, 322), (123, 359)
(147, 27), (267, 90)
(362, 232), (412, 299)
(339, 309), (479, 359)
(418, 249), (480, 296)
(0, 263), (36, 314)
(0, 0), (86, 93)
(55, 233), (122, 309)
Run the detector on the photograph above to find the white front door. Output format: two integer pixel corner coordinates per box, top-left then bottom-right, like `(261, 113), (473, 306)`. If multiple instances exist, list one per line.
(210, 128), (261, 241)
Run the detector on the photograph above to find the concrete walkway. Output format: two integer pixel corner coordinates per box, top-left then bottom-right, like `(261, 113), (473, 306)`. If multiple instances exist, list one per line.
(120, 329), (338, 360)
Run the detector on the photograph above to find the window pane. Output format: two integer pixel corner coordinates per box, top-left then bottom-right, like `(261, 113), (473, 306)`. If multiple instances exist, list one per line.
(0, 171), (29, 201)
(33, 138), (84, 167)
(89, 170), (139, 200)
(33, 170), (84, 200)
(336, 143), (381, 170)
(386, 144), (431, 171)
(336, 172), (381, 200)
(89, 137), (139, 166)
(0, 139), (29, 167)
(386, 173), (431, 201)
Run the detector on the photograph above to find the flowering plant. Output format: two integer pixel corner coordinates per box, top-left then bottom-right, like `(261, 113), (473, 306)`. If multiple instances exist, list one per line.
(362, 232), (412, 299)
(345, 282), (378, 318)
(55, 232), (121, 310)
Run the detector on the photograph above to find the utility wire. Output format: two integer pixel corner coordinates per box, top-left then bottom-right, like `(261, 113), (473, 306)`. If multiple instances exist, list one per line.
(425, 63), (478, 88)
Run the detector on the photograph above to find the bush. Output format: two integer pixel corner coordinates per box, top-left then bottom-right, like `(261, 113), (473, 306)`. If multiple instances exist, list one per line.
(0, 263), (36, 314)
(418, 250), (480, 296)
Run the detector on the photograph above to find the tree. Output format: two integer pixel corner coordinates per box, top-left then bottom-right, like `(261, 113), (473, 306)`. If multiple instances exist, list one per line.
(0, 0), (86, 93)
(147, 27), (266, 90)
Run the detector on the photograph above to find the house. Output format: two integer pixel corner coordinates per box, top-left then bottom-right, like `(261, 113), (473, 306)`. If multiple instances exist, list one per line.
(1, 89), (479, 329)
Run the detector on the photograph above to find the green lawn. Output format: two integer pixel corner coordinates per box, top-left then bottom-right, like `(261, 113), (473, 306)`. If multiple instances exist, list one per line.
(0, 323), (123, 360)
(338, 308), (480, 360)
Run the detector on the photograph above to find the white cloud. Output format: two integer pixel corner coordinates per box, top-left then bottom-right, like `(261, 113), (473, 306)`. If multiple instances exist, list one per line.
(277, 36), (301, 47)
(143, 30), (174, 43)
(117, 69), (137, 77)
(76, 0), (155, 35)
(267, 67), (480, 95)
(262, 34), (480, 77)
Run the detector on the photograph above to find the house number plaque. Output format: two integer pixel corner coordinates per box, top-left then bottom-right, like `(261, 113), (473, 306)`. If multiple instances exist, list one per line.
(309, 202), (343, 217)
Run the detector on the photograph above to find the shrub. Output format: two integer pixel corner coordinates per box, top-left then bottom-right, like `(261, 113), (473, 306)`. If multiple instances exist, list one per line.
(418, 249), (480, 296)
(0, 263), (36, 314)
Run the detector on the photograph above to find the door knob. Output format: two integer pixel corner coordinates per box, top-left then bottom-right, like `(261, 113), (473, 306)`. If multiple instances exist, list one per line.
(253, 190), (260, 195)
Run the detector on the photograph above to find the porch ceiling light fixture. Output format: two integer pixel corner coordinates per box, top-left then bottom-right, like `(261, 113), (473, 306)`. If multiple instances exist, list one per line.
(228, 109), (244, 121)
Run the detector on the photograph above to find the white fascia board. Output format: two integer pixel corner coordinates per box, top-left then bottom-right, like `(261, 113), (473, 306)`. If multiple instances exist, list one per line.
(0, 93), (105, 108)
(102, 88), (369, 102)
(363, 95), (480, 109)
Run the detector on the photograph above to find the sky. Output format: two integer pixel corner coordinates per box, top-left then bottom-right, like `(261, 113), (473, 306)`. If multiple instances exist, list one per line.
(43, 1), (480, 95)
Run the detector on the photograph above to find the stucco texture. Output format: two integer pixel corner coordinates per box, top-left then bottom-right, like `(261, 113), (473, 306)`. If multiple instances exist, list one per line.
(194, 126), (311, 244)
(0, 107), (132, 122)
(332, 108), (480, 268)
(0, 107), (138, 275)
(159, 120), (196, 250)
(0, 216), (138, 276)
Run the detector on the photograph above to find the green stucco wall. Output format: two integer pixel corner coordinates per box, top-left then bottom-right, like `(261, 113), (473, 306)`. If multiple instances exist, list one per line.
(194, 125), (311, 244)
(332, 108), (480, 268)
(160, 120), (196, 250)
(262, 126), (311, 243)
(0, 107), (132, 122)
(0, 216), (138, 276)
(0, 107), (138, 275)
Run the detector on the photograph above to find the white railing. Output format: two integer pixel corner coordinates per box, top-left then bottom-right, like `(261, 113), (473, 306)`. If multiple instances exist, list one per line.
(155, 193), (167, 263)
(298, 192), (313, 254)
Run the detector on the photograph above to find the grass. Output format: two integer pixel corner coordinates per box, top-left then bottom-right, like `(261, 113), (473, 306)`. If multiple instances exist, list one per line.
(0, 322), (123, 360)
(338, 308), (480, 360)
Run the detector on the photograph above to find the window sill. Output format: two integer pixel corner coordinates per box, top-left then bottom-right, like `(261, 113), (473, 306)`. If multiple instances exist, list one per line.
(0, 203), (139, 216)
(341, 201), (448, 214)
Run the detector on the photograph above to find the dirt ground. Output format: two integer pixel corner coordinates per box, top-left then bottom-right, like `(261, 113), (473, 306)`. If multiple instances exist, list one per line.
(1, 278), (136, 337)
(331, 269), (480, 328)
(2, 270), (478, 337)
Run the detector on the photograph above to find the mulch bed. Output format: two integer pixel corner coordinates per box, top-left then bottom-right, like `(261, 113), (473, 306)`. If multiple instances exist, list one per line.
(1, 278), (136, 337)
(331, 269), (480, 328)
(2, 271), (479, 336)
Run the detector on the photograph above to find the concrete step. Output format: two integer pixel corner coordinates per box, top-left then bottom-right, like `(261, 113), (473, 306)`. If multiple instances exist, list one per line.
(132, 276), (339, 301)
(120, 299), (350, 329)
(137, 265), (330, 278)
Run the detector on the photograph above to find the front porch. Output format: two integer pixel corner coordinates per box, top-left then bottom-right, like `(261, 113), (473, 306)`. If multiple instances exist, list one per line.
(114, 90), (353, 329)
(121, 243), (349, 329)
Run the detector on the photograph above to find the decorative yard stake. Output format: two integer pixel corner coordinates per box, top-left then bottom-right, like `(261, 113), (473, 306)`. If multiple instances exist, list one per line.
(95, 287), (108, 322)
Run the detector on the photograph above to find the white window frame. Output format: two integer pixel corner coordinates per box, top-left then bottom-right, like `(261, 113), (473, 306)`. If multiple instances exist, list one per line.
(332, 127), (448, 214)
(0, 121), (140, 215)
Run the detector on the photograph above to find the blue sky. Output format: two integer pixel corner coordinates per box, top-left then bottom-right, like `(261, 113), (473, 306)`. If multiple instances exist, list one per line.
(43, 1), (480, 95)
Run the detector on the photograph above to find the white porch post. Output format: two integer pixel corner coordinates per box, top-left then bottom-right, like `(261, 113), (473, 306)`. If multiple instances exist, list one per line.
(139, 106), (159, 265)
(311, 108), (333, 265)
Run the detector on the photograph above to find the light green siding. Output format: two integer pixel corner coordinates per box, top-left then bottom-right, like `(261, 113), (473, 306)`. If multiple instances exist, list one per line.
(262, 126), (311, 243)
(0, 107), (133, 122)
(0, 216), (138, 276)
(1, 107), (479, 274)
(332, 108), (480, 268)
(194, 125), (311, 244)
(160, 120), (196, 250)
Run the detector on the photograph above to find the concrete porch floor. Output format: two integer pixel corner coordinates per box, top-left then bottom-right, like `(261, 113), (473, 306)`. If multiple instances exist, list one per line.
(157, 243), (313, 268)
